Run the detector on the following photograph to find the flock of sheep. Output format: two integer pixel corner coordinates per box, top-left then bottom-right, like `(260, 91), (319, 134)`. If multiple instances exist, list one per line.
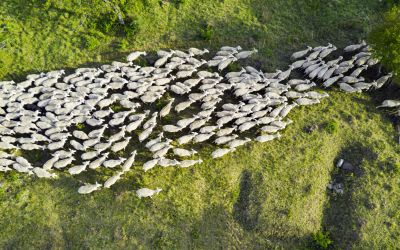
(0, 41), (392, 197)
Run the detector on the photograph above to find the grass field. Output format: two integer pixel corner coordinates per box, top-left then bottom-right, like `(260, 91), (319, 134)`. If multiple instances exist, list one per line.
(0, 0), (399, 249)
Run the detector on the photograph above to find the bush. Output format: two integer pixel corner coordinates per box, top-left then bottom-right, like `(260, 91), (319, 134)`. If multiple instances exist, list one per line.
(324, 120), (338, 134)
(117, 39), (129, 50)
(122, 17), (139, 38)
(76, 123), (85, 130)
(83, 35), (101, 50)
(369, 5), (400, 77)
(200, 24), (214, 41)
(312, 231), (333, 249)
(111, 104), (123, 112)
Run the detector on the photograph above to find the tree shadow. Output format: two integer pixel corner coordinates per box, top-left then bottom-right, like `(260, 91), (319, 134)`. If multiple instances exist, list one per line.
(321, 142), (378, 249)
(233, 169), (262, 231)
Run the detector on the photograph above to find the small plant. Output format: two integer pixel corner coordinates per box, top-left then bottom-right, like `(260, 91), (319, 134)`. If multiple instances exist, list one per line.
(111, 104), (123, 112)
(122, 17), (139, 37)
(312, 231), (333, 249)
(369, 5), (400, 78)
(76, 123), (85, 130)
(7, 172), (19, 182)
(394, 162), (400, 174)
(200, 24), (213, 41)
(117, 39), (129, 50)
(324, 120), (338, 134)
(190, 228), (200, 239)
(83, 35), (101, 50)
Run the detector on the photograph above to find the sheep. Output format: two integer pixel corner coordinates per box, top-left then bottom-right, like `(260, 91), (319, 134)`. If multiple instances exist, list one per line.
(179, 159), (203, 168)
(158, 158), (180, 167)
(152, 145), (172, 159)
(104, 172), (123, 188)
(88, 153), (110, 169)
(78, 182), (102, 194)
(111, 137), (131, 152)
(215, 135), (238, 145)
(212, 148), (235, 159)
(160, 98), (175, 118)
(43, 155), (60, 170)
(255, 133), (281, 143)
(81, 151), (100, 161)
(139, 125), (156, 142)
(193, 132), (214, 143)
(377, 100), (400, 108)
(127, 51), (147, 62)
(177, 132), (198, 145)
(291, 46), (312, 60)
(235, 49), (257, 59)
(33, 167), (57, 178)
(296, 98), (320, 106)
(163, 124), (183, 133)
(68, 161), (90, 175)
(136, 188), (162, 198)
(13, 163), (33, 174)
(122, 150), (137, 172)
(53, 156), (74, 169)
(228, 138), (251, 149)
(143, 158), (159, 172)
(173, 148), (197, 157)
(103, 157), (126, 168)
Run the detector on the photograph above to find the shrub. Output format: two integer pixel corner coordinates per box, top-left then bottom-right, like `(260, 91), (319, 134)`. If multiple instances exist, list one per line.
(122, 17), (139, 37)
(324, 120), (338, 134)
(83, 35), (101, 50)
(111, 104), (123, 112)
(312, 231), (333, 249)
(369, 5), (400, 78)
(76, 123), (85, 130)
(200, 24), (214, 41)
(117, 39), (129, 50)
(7, 172), (19, 182)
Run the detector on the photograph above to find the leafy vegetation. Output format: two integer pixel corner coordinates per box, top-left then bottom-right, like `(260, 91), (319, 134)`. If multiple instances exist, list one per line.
(312, 231), (333, 249)
(0, 0), (399, 249)
(199, 24), (214, 41)
(369, 4), (400, 78)
(324, 120), (339, 134)
(75, 123), (85, 130)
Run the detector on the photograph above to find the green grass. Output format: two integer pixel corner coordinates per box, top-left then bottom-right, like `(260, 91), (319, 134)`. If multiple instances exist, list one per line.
(0, 0), (399, 249)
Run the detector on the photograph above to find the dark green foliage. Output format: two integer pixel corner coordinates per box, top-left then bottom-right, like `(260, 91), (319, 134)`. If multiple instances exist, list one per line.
(117, 39), (129, 50)
(312, 231), (333, 249)
(92, 12), (138, 37)
(369, 5), (400, 78)
(6, 172), (19, 182)
(76, 123), (85, 130)
(83, 35), (101, 50)
(199, 24), (213, 41)
(122, 16), (139, 37)
(324, 120), (339, 134)
(111, 104), (123, 112)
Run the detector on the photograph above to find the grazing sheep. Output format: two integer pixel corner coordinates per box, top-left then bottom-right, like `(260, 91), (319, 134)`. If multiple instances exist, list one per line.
(212, 148), (235, 159)
(103, 157), (126, 168)
(255, 133), (281, 143)
(122, 150), (137, 172)
(33, 167), (57, 178)
(173, 148), (197, 157)
(104, 172), (123, 188)
(180, 159), (203, 168)
(136, 187), (162, 198)
(78, 182), (102, 194)
(68, 161), (90, 175)
(89, 153), (110, 169)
